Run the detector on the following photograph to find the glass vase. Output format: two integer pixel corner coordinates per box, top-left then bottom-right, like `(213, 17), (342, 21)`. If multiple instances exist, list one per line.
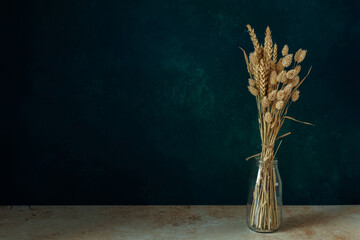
(246, 156), (282, 233)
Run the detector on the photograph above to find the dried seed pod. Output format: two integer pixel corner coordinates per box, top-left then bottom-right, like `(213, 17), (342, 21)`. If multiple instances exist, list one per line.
(264, 112), (273, 123)
(276, 100), (284, 109)
(282, 45), (289, 56)
(268, 90), (277, 101)
(270, 71), (277, 85)
(248, 85), (259, 96)
(276, 60), (284, 72)
(248, 78), (256, 87)
(299, 50), (307, 63)
(291, 76), (300, 86)
(277, 90), (285, 100)
(249, 52), (258, 65)
(295, 49), (307, 63)
(286, 69), (297, 79)
(284, 83), (293, 96)
(277, 70), (287, 83)
(292, 90), (300, 102)
(282, 54), (293, 67)
(261, 96), (270, 108)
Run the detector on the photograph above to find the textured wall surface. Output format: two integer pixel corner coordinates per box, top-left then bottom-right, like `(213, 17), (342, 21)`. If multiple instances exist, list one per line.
(1, 0), (359, 204)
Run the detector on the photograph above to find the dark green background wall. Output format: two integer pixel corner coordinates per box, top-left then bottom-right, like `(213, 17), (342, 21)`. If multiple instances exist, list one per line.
(1, 0), (359, 204)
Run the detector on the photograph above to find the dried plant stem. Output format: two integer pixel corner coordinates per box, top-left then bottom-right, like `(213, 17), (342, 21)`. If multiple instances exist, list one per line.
(248, 106), (281, 231)
(249, 163), (279, 230)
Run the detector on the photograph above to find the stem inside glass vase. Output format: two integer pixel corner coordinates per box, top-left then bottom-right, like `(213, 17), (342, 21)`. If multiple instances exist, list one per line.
(247, 156), (282, 233)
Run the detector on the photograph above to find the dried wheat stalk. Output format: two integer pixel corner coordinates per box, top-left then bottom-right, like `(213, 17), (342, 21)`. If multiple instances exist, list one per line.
(242, 25), (312, 231)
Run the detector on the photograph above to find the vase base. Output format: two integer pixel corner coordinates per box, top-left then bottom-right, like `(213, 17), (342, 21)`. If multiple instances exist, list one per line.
(248, 226), (280, 233)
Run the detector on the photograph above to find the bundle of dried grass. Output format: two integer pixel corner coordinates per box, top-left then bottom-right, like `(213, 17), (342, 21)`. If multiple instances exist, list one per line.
(240, 25), (313, 232)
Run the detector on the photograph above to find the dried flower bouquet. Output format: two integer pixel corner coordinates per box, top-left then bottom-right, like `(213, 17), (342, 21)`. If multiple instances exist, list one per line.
(240, 25), (313, 231)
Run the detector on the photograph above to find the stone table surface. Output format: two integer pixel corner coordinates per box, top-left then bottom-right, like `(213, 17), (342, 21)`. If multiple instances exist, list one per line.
(0, 206), (359, 240)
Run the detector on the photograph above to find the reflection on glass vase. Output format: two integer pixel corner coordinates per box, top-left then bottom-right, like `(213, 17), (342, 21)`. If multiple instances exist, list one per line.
(246, 156), (282, 233)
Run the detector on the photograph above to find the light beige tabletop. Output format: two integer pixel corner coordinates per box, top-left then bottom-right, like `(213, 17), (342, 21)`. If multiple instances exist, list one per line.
(0, 205), (359, 240)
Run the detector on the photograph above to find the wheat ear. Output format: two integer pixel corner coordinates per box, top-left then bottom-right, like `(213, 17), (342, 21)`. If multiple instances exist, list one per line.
(259, 59), (267, 97)
(247, 25), (260, 56)
(264, 26), (273, 62)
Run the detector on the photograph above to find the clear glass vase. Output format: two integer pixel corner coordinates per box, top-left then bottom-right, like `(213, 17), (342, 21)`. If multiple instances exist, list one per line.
(246, 156), (282, 233)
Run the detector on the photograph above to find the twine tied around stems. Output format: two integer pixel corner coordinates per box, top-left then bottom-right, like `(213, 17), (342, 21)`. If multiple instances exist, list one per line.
(261, 143), (274, 149)
(245, 132), (292, 161)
